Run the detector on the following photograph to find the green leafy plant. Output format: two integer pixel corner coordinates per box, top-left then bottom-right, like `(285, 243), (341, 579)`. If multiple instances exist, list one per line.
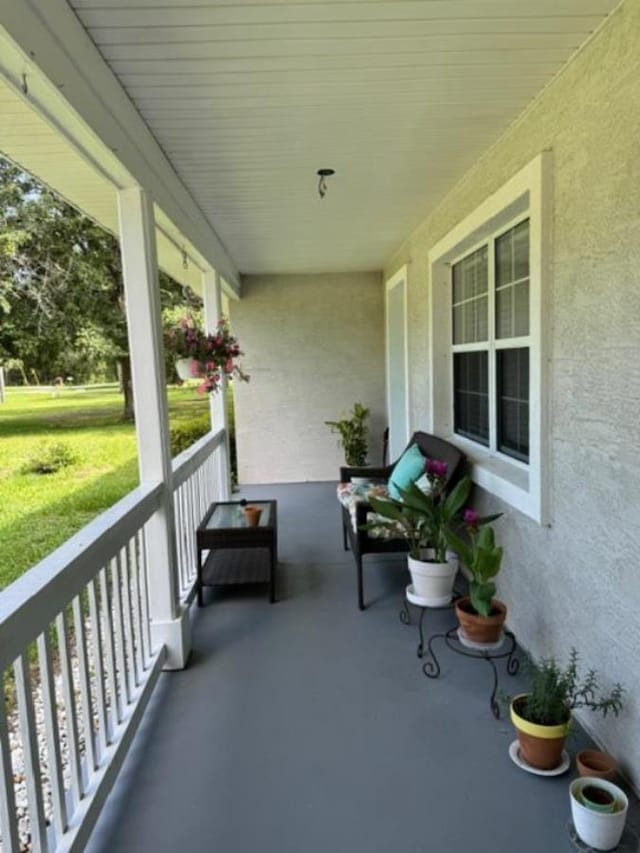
(516, 649), (624, 726)
(21, 441), (78, 475)
(446, 515), (503, 616)
(325, 403), (369, 466)
(169, 416), (210, 457)
(369, 460), (500, 562)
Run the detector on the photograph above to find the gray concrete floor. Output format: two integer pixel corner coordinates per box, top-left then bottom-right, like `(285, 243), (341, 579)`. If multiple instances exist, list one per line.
(87, 483), (632, 853)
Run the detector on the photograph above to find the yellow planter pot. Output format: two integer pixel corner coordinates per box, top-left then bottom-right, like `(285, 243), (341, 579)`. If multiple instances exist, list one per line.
(510, 694), (571, 770)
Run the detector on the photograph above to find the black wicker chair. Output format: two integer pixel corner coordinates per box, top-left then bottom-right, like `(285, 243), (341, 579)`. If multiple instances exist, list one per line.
(339, 431), (466, 610)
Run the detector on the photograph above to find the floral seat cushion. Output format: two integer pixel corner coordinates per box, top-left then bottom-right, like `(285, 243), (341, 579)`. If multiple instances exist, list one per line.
(336, 481), (405, 539)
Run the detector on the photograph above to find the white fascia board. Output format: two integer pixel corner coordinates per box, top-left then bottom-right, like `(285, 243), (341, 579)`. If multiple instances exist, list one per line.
(0, 0), (240, 294)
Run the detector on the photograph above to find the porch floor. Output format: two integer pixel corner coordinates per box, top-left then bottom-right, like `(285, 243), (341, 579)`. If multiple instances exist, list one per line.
(88, 482), (601, 853)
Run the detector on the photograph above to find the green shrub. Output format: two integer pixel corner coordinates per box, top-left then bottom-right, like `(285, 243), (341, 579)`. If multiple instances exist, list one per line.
(170, 417), (210, 457)
(21, 441), (78, 475)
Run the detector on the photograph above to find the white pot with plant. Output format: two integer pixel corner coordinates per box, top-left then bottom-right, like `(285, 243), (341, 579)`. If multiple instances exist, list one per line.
(164, 315), (250, 393)
(369, 460), (499, 607)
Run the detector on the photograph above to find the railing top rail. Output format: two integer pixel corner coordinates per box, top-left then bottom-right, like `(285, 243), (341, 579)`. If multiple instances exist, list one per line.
(172, 427), (224, 489)
(0, 481), (163, 670)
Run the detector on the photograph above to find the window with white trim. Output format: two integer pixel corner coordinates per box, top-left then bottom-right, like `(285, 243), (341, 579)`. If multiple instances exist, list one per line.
(428, 152), (551, 523)
(451, 218), (530, 464)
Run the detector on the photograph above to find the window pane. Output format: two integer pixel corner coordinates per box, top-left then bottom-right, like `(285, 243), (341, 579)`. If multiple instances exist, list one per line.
(513, 220), (530, 280)
(496, 279), (529, 338)
(454, 351), (489, 446)
(452, 246), (488, 344)
(495, 219), (530, 340)
(496, 219), (529, 286)
(497, 348), (529, 462)
(453, 246), (488, 303)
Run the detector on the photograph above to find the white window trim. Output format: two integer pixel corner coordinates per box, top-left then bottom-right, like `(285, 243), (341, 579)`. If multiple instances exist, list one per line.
(427, 153), (552, 524)
(385, 265), (411, 457)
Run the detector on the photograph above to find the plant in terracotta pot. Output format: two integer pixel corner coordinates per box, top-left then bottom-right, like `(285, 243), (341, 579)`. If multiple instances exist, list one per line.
(325, 402), (369, 466)
(368, 461), (499, 607)
(510, 649), (624, 771)
(445, 513), (505, 645)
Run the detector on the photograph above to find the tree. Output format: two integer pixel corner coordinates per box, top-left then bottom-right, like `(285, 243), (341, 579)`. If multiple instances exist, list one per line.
(0, 157), (199, 418)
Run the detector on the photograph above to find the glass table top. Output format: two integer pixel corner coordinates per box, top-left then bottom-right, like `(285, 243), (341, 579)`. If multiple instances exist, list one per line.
(206, 502), (272, 530)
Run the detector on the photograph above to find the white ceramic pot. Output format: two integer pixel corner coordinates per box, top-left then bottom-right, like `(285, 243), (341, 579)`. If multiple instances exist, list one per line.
(407, 554), (457, 607)
(570, 777), (628, 851)
(175, 358), (199, 381)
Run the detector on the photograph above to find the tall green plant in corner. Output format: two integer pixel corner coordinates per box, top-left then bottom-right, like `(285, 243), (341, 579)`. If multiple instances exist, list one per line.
(325, 403), (369, 466)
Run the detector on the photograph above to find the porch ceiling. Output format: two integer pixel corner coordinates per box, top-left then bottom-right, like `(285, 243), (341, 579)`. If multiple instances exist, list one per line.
(67, 0), (619, 274)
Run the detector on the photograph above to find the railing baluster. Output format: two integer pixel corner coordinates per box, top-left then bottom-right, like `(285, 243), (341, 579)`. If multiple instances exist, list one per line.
(0, 672), (20, 852)
(137, 530), (152, 667)
(72, 594), (97, 775)
(87, 579), (108, 757)
(57, 609), (83, 805)
(120, 543), (137, 693)
(128, 538), (144, 685)
(177, 486), (188, 596)
(14, 652), (49, 852)
(99, 565), (120, 728)
(38, 630), (68, 840)
(111, 552), (130, 707)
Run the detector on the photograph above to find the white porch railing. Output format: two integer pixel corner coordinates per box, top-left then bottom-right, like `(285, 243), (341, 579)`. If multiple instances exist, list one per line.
(0, 429), (226, 852)
(0, 483), (164, 853)
(171, 427), (227, 604)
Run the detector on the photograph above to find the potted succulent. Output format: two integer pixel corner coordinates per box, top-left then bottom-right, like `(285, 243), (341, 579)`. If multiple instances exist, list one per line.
(510, 649), (624, 771)
(325, 402), (369, 467)
(369, 460), (498, 606)
(164, 315), (249, 394)
(445, 512), (506, 645)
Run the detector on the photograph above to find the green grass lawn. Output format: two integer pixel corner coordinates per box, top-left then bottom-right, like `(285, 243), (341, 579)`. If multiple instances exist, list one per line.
(0, 384), (210, 591)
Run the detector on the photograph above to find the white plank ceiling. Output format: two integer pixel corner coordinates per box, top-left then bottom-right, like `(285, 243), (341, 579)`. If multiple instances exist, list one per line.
(67, 0), (619, 273)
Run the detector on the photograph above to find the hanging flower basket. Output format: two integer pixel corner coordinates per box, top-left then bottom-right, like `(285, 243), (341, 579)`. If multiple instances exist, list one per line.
(164, 316), (250, 394)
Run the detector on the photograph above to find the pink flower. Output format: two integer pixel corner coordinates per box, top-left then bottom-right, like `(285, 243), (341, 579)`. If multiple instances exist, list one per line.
(463, 508), (480, 528)
(189, 360), (201, 377)
(426, 459), (448, 480)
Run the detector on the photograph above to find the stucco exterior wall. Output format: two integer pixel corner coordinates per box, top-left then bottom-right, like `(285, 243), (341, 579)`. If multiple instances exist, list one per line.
(230, 272), (385, 484)
(384, 2), (640, 785)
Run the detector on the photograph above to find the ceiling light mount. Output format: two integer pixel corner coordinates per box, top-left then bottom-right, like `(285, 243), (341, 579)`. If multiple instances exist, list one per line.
(317, 168), (335, 199)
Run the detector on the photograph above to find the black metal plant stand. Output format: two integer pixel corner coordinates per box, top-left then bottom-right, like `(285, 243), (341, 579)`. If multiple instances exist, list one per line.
(399, 587), (461, 659)
(421, 626), (519, 719)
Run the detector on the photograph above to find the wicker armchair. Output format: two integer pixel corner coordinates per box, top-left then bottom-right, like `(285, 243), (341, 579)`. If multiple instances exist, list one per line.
(339, 431), (466, 610)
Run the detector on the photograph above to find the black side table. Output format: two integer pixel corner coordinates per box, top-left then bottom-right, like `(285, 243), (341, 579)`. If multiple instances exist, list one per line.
(196, 500), (278, 605)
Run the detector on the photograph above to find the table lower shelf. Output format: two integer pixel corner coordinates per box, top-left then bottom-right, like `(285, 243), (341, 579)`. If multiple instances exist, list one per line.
(201, 547), (272, 586)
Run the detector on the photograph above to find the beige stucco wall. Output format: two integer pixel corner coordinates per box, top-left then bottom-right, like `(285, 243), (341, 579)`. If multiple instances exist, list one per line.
(230, 272), (385, 483)
(384, 1), (640, 786)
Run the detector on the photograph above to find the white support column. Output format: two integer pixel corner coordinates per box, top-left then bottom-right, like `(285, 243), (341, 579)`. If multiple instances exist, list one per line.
(117, 186), (190, 670)
(203, 268), (232, 499)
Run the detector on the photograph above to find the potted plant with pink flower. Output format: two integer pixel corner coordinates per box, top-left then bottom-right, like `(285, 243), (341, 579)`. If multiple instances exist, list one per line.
(445, 512), (506, 645)
(369, 460), (498, 607)
(164, 315), (249, 394)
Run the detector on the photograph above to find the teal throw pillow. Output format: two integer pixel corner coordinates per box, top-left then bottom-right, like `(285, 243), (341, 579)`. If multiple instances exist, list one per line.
(388, 444), (426, 501)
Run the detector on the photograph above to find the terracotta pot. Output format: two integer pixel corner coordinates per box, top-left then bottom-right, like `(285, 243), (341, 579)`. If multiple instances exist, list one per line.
(243, 505), (262, 527)
(510, 694), (570, 770)
(576, 750), (618, 781)
(455, 596), (507, 645)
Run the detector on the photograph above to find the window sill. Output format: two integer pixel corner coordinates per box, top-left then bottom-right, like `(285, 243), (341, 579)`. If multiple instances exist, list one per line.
(445, 435), (541, 522)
